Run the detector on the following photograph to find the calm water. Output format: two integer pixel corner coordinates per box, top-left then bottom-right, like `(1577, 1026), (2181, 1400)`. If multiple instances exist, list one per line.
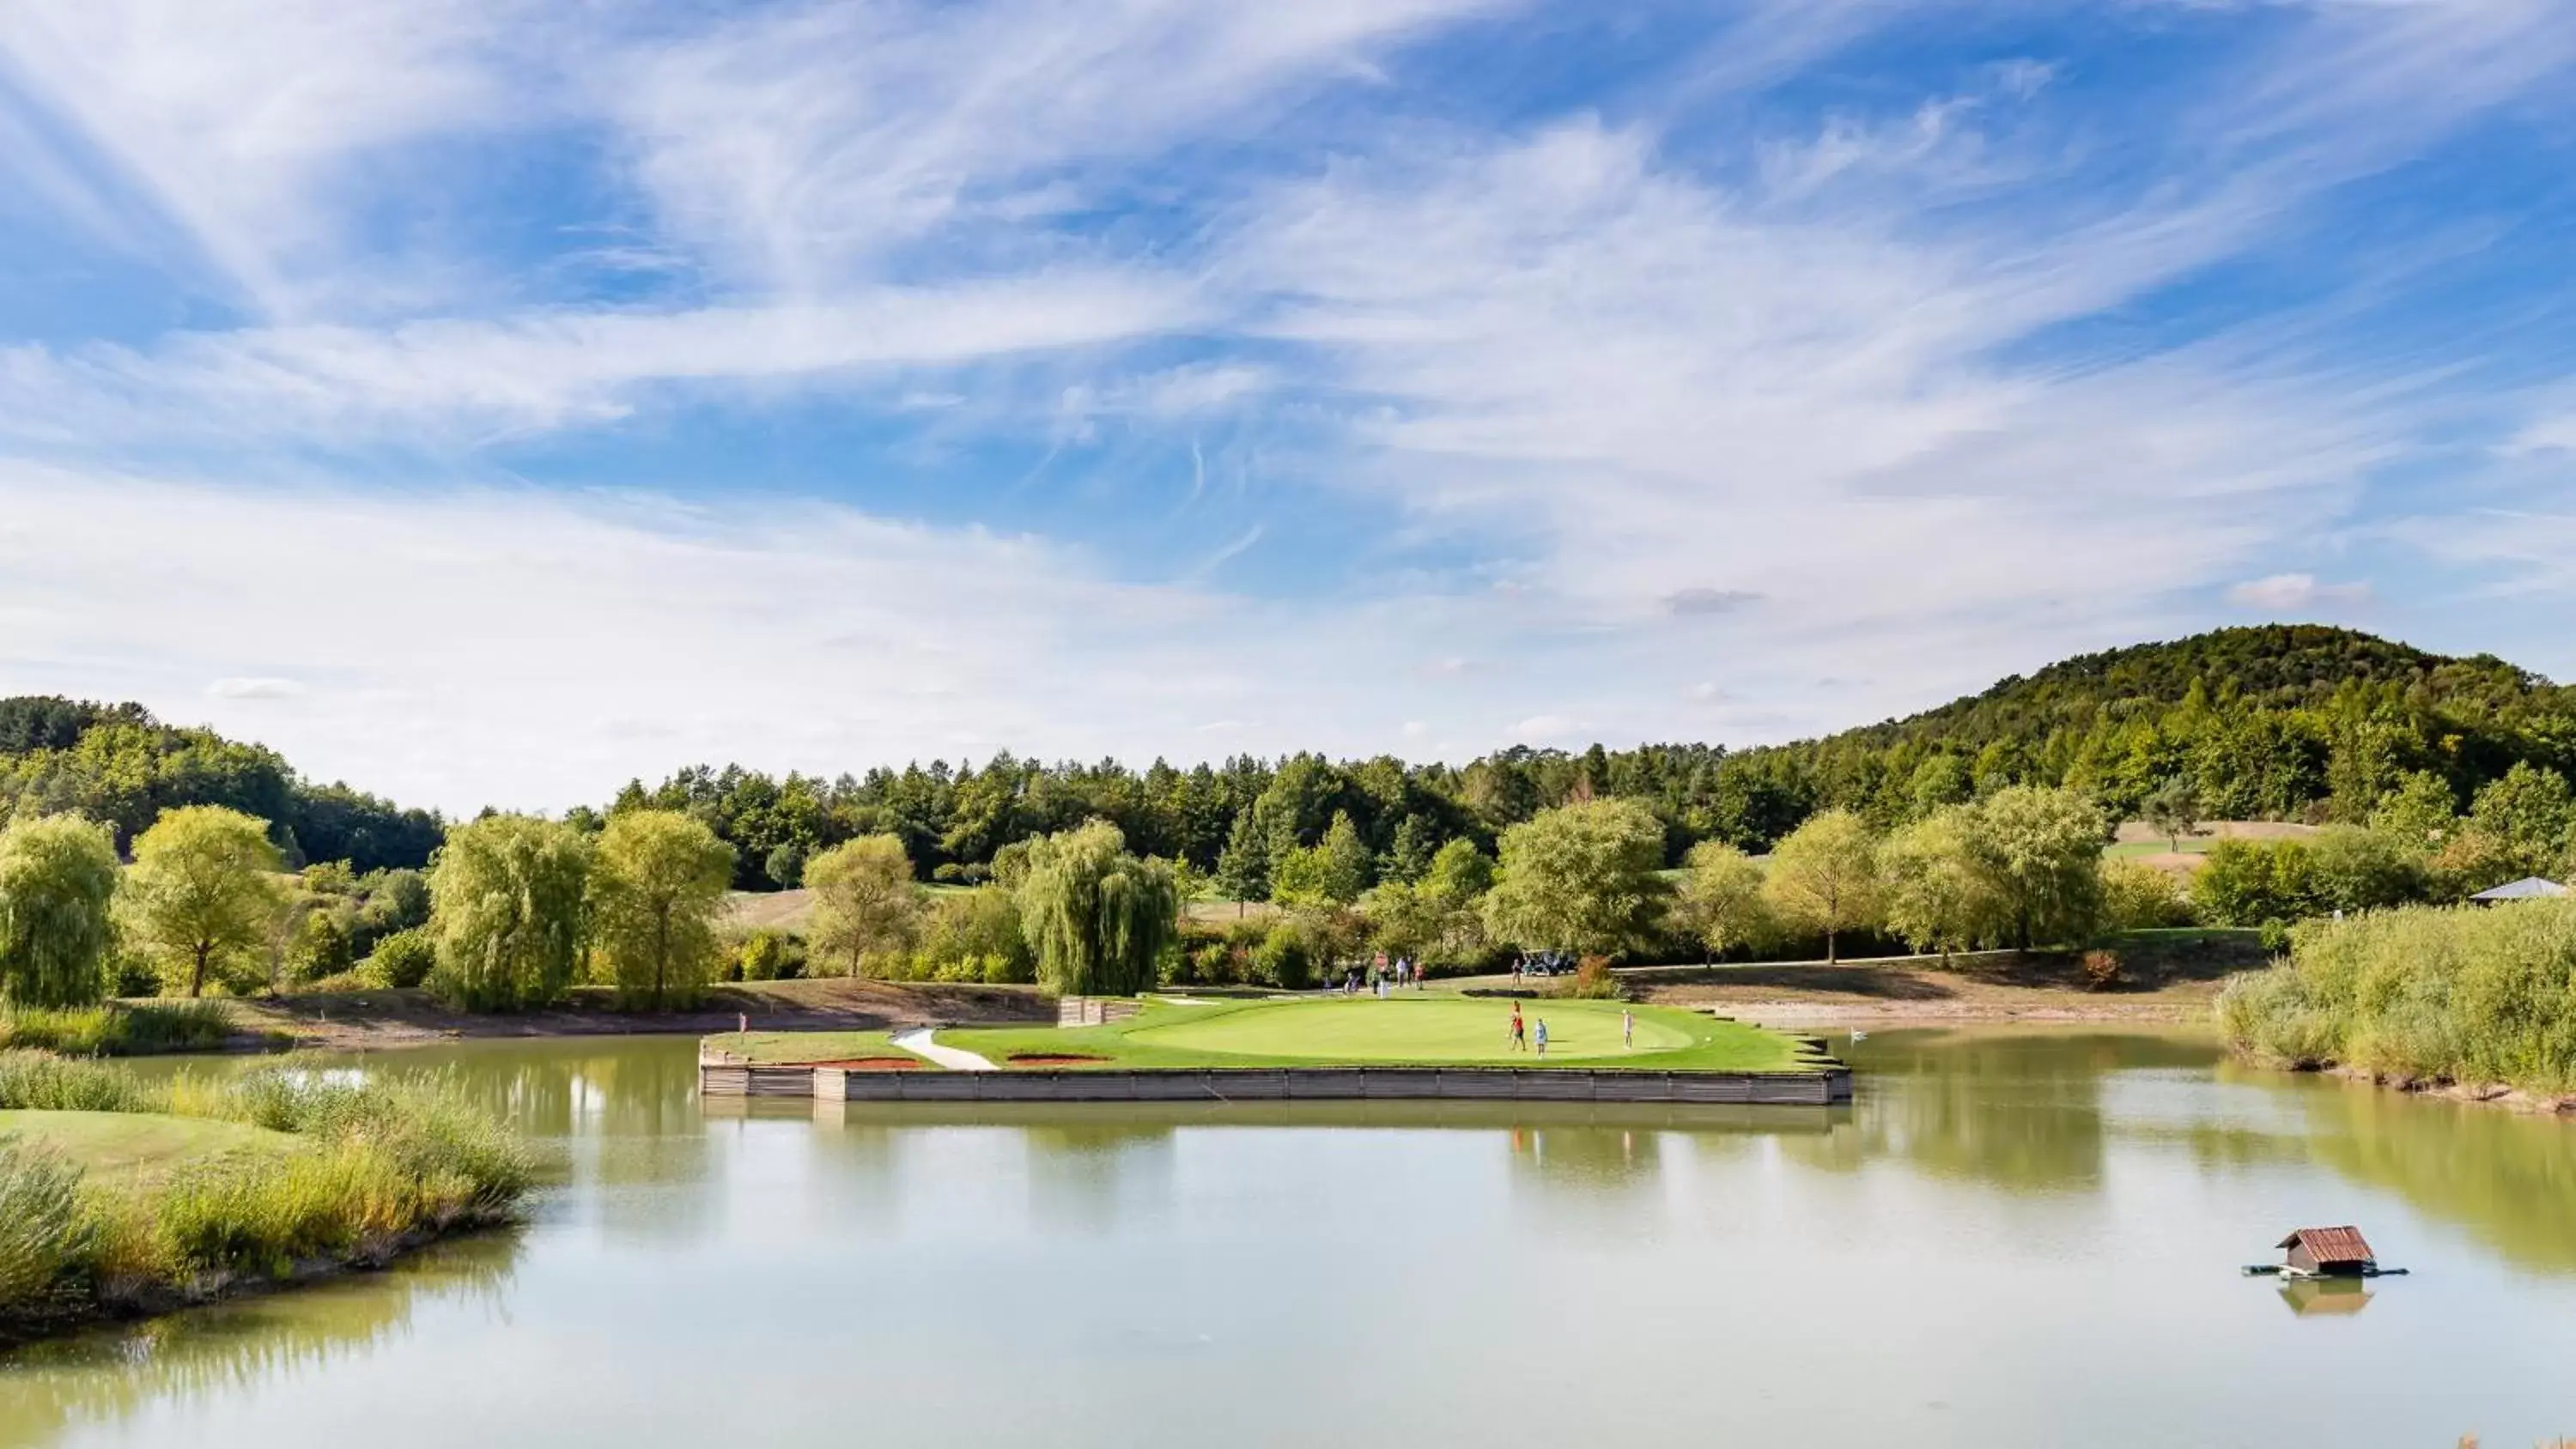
(3, 1028), (2573, 1447)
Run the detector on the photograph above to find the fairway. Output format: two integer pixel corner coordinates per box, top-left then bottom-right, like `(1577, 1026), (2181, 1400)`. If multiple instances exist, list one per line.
(1128, 997), (1690, 1063)
(0, 1110), (300, 1181)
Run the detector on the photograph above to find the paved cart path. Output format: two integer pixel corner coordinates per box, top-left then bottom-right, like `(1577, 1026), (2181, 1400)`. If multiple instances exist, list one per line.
(894, 1028), (997, 1072)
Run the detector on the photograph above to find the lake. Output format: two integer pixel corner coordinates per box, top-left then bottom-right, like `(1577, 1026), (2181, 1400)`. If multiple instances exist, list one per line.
(3, 1027), (2572, 1446)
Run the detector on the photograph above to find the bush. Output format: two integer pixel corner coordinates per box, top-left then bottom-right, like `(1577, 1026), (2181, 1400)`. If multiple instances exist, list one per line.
(0, 1003), (233, 1058)
(1569, 955), (1625, 999)
(364, 930), (438, 990)
(2217, 899), (2576, 1093)
(2078, 949), (2123, 991)
(111, 953), (162, 999)
(1250, 925), (1311, 990)
(0, 1139), (96, 1333)
(2099, 859), (2194, 931)
(2191, 840), (2317, 927)
(734, 930), (804, 982)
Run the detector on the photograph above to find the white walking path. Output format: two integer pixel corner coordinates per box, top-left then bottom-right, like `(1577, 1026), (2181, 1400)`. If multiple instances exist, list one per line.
(893, 1028), (997, 1072)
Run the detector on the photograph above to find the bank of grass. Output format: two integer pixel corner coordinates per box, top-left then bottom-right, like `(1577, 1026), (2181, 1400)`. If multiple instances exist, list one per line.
(0, 1002), (240, 1057)
(0, 1051), (534, 1344)
(2218, 900), (2576, 1096)
(929, 997), (1816, 1073)
(704, 1029), (933, 1065)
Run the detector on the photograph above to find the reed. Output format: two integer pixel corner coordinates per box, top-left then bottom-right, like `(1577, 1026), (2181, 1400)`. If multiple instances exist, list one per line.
(0, 1001), (236, 1057)
(2218, 900), (2576, 1094)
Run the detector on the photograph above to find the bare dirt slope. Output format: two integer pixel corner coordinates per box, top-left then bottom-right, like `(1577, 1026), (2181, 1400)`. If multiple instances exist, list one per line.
(1630, 932), (2268, 1025)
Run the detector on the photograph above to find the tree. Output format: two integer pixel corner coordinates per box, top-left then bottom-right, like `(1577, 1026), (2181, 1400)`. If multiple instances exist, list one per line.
(0, 813), (120, 1006)
(121, 805), (288, 998)
(1382, 814), (1439, 884)
(2306, 824), (2425, 915)
(1212, 809), (1269, 916)
(1421, 838), (1493, 903)
(591, 809), (736, 1009)
(1762, 809), (1881, 963)
(1320, 810), (1373, 900)
(427, 814), (592, 1011)
(2190, 838), (2316, 928)
(2099, 858), (2193, 931)
(805, 834), (920, 977)
(1976, 785), (2110, 949)
(1879, 808), (2004, 961)
(764, 841), (807, 890)
(1015, 820), (1179, 996)
(2469, 761), (2575, 876)
(2142, 777), (2200, 854)
(1670, 840), (1772, 961)
(1479, 798), (1667, 957)
(2369, 771), (2459, 853)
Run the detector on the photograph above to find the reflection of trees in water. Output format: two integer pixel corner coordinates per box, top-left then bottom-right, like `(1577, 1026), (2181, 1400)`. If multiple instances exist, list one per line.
(1025, 1122), (1177, 1234)
(0, 1233), (519, 1445)
(2278, 1076), (2576, 1276)
(1785, 1032), (2218, 1192)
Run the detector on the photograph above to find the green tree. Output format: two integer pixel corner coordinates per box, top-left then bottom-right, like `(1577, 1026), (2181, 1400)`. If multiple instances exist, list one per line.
(1880, 807), (2005, 961)
(1670, 840), (1772, 961)
(2190, 839), (2316, 928)
(1907, 755), (1973, 819)
(1762, 809), (1881, 963)
(805, 834), (920, 977)
(284, 906), (355, 984)
(426, 814), (592, 1011)
(1382, 814), (1439, 884)
(0, 814), (120, 1007)
(1421, 837), (1494, 904)
(1479, 798), (1667, 957)
(591, 809), (736, 1009)
(1015, 820), (1179, 996)
(1212, 809), (1269, 916)
(1976, 785), (2110, 949)
(2469, 761), (2575, 876)
(2142, 777), (2200, 854)
(2368, 771), (2459, 853)
(2099, 858), (2193, 931)
(764, 841), (807, 890)
(121, 805), (288, 998)
(1320, 810), (1373, 900)
(2306, 824), (2427, 915)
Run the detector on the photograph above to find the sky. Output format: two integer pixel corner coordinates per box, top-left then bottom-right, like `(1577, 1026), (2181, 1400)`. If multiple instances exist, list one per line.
(3, 0), (2574, 815)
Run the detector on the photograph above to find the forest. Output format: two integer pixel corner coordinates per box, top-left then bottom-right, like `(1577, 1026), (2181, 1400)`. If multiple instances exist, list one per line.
(5, 625), (2572, 900)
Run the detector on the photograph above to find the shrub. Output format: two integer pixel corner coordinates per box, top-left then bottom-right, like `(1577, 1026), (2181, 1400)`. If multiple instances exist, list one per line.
(111, 953), (162, 999)
(364, 930), (437, 990)
(2078, 949), (2123, 991)
(2217, 899), (2576, 1093)
(2191, 839), (2317, 927)
(735, 929), (803, 982)
(0, 1003), (232, 1058)
(1250, 925), (1311, 990)
(0, 1139), (96, 1332)
(1569, 955), (1625, 999)
(2099, 859), (2193, 931)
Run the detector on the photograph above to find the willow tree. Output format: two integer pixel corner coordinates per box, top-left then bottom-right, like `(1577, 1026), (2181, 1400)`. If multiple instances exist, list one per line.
(591, 809), (735, 1009)
(1879, 807), (2003, 962)
(1672, 840), (1773, 963)
(0, 813), (121, 1006)
(1016, 821), (1178, 997)
(805, 834), (920, 977)
(428, 814), (592, 1011)
(121, 805), (288, 997)
(1761, 809), (1881, 963)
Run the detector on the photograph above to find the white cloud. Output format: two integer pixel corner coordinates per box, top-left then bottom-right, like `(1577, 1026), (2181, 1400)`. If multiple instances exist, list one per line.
(206, 676), (306, 700)
(2224, 573), (2372, 611)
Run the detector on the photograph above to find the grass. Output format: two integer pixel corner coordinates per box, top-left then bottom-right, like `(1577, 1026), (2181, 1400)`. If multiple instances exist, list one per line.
(2103, 838), (2217, 858)
(933, 997), (1817, 1073)
(0, 1111), (298, 1184)
(0, 1050), (535, 1344)
(0, 1002), (240, 1057)
(707, 1029), (935, 1065)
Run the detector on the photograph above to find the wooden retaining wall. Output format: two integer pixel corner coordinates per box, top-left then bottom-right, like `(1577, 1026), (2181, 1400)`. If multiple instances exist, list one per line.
(703, 1061), (1850, 1106)
(1055, 997), (1143, 1028)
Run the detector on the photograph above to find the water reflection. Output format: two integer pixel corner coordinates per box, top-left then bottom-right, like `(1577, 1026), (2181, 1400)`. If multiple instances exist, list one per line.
(2277, 1277), (2373, 1317)
(0, 1235), (517, 1446)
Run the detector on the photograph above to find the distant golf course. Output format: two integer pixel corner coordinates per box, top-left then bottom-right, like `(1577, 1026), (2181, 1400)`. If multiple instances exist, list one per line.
(718, 997), (1818, 1074)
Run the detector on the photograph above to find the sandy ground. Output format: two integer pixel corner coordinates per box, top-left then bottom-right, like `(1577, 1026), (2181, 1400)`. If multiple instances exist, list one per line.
(1598, 935), (2263, 1027)
(229, 976), (1055, 1052)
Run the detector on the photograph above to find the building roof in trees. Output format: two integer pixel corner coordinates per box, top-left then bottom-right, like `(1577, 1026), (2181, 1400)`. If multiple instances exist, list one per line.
(2470, 876), (2571, 901)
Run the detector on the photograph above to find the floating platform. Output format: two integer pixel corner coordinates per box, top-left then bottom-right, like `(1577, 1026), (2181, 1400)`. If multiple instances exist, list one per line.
(699, 1059), (1852, 1106)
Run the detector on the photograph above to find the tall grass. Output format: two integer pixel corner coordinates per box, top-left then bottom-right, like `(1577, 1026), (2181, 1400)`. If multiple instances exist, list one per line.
(0, 1051), (535, 1343)
(0, 1001), (235, 1057)
(2217, 900), (2576, 1094)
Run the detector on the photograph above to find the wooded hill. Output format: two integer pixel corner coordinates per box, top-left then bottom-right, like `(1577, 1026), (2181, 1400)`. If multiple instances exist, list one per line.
(5, 626), (2569, 888)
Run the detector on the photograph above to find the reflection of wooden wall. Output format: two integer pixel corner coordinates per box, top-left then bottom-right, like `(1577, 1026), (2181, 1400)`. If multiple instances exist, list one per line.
(706, 1062), (1851, 1106)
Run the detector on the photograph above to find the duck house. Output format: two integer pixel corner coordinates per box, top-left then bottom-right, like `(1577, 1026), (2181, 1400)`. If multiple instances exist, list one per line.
(2276, 1226), (2376, 1277)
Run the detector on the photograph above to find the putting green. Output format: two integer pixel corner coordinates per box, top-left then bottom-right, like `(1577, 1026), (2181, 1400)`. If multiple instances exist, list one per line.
(1125, 997), (1695, 1063)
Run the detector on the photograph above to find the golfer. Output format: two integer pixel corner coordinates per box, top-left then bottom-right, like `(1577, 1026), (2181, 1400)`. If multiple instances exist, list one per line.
(1510, 1003), (1527, 1051)
(1622, 1009), (1633, 1049)
(1533, 1018), (1549, 1056)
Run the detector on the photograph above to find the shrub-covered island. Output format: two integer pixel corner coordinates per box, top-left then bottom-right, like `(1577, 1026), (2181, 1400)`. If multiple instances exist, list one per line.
(0, 1052), (533, 1344)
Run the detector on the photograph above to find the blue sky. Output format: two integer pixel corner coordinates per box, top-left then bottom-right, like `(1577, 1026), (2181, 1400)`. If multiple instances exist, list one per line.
(3, 0), (2573, 813)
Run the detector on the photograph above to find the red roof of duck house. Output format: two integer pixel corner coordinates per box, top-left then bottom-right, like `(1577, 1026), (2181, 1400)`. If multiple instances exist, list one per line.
(2276, 1226), (2375, 1265)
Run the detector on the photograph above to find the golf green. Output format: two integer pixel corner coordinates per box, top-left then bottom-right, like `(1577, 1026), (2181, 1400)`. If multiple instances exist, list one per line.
(1127, 997), (1690, 1063)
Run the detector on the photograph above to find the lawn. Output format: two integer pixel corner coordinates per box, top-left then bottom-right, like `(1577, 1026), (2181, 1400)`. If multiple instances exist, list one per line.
(933, 997), (1817, 1073)
(0, 1109), (301, 1182)
(706, 1029), (936, 1066)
